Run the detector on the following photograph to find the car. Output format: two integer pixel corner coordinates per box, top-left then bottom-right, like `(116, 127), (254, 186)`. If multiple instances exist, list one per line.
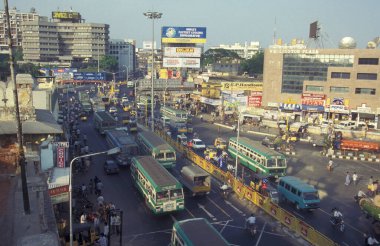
(335, 121), (356, 130)
(261, 137), (276, 149)
(189, 139), (206, 149)
(109, 106), (117, 113)
(104, 160), (120, 175)
(121, 97), (129, 103)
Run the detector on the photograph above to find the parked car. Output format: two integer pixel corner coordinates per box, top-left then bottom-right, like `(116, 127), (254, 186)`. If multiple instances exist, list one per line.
(189, 139), (206, 149)
(104, 160), (120, 175)
(335, 121), (356, 130)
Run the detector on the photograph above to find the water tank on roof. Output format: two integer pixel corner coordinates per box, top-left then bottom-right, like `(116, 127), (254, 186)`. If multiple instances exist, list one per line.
(339, 37), (357, 49)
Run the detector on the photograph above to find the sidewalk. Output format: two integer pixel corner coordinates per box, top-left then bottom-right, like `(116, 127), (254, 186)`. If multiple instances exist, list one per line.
(2, 161), (60, 246)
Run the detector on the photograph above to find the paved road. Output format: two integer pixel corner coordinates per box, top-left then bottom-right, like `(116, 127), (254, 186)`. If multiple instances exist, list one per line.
(192, 118), (380, 245)
(70, 109), (300, 245)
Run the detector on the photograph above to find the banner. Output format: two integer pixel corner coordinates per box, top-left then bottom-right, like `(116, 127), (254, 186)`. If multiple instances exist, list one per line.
(248, 96), (262, 107)
(163, 58), (200, 68)
(57, 147), (65, 168)
(164, 47), (202, 58)
(221, 82), (263, 91)
(162, 26), (207, 44)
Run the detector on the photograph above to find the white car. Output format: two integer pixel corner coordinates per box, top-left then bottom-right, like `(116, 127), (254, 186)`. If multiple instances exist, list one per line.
(190, 139), (206, 149)
(109, 106), (118, 113)
(335, 121), (356, 130)
(121, 97), (129, 103)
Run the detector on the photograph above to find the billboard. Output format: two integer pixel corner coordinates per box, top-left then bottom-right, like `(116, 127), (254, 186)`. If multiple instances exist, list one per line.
(221, 82), (263, 91)
(301, 93), (325, 107)
(163, 58), (200, 68)
(309, 21), (318, 39)
(164, 47), (202, 58)
(56, 147), (65, 168)
(162, 27), (207, 44)
(52, 11), (81, 20)
(248, 96), (262, 107)
(73, 72), (106, 81)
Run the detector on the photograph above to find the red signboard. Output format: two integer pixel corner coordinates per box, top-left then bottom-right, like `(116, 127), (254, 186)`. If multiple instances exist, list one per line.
(302, 93), (325, 106)
(248, 96), (262, 107)
(57, 147), (65, 168)
(251, 91), (263, 96)
(48, 185), (69, 197)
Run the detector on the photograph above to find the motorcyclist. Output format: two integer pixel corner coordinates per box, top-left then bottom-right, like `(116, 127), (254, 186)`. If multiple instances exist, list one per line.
(220, 183), (229, 198)
(246, 213), (256, 228)
(331, 208), (343, 225)
(367, 234), (380, 245)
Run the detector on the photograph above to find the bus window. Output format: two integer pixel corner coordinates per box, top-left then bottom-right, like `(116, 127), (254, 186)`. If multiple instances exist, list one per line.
(156, 191), (169, 202)
(267, 159), (276, 167)
(302, 191), (319, 201)
(277, 159), (286, 167)
(170, 189), (183, 199)
(156, 153), (165, 160)
(166, 152), (175, 159)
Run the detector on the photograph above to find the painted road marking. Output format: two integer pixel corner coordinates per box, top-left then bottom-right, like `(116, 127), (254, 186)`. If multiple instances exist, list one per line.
(206, 196), (232, 219)
(185, 208), (196, 218)
(219, 220), (230, 234)
(225, 200), (245, 216)
(198, 203), (217, 221)
(255, 222), (267, 246)
(318, 208), (365, 235)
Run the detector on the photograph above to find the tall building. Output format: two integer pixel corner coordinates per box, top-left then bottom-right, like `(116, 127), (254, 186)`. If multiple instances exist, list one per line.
(20, 11), (109, 66)
(209, 41), (261, 59)
(0, 7), (39, 54)
(109, 39), (136, 79)
(262, 45), (380, 124)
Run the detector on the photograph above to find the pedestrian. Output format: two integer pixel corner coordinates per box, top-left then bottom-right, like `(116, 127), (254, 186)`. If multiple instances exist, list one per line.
(83, 134), (87, 145)
(110, 214), (116, 235)
(345, 172), (351, 186)
(96, 181), (103, 196)
(103, 222), (109, 237)
(88, 179), (94, 195)
(352, 172), (358, 186)
(81, 183), (87, 197)
(97, 233), (107, 246)
(114, 214), (121, 235)
(93, 214), (100, 233)
(200, 115), (203, 122)
(327, 159), (333, 172)
(97, 195), (104, 207)
(80, 213), (87, 224)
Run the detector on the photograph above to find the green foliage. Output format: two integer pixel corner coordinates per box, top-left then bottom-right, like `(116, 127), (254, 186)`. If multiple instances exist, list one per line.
(14, 47), (23, 61)
(99, 55), (118, 72)
(17, 63), (40, 77)
(240, 51), (264, 75)
(201, 48), (241, 67)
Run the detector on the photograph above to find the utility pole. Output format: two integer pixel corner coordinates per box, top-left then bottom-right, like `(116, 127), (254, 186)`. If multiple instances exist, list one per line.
(4, 0), (30, 214)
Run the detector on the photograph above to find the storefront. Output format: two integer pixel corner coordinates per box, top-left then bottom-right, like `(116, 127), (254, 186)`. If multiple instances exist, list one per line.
(279, 103), (302, 122)
(199, 96), (221, 114)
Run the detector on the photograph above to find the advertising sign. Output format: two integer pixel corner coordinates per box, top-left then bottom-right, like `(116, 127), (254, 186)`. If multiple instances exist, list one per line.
(248, 96), (262, 107)
(57, 147), (65, 168)
(164, 47), (202, 58)
(221, 82), (263, 91)
(48, 185), (69, 204)
(52, 11), (81, 20)
(163, 58), (200, 68)
(162, 27), (207, 44)
(73, 72), (106, 81)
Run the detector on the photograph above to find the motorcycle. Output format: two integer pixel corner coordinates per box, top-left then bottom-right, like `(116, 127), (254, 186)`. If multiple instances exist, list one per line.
(220, 185), (231, 199)
(246, 223), (257, 237)
(330, 216), (345, 232)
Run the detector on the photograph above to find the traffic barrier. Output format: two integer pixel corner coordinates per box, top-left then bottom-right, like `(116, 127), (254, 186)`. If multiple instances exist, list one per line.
(155, 129), (337, 246)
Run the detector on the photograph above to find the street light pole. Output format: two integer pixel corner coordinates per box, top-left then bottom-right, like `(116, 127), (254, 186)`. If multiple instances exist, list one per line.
(97, 35), (101, 73)
(69, 147), (120, 246)
(144, 11), (162, 132)
(234, 102), (240, 178)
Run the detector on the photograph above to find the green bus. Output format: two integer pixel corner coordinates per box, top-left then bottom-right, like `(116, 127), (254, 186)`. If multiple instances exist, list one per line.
(131, 156), (184, 214)
(160, 106), (188, 120)
(228, 137), (287, 177)
(136, 131), (177, 168)
(171, 218), (229, 246)
(160, 106), (191, 133)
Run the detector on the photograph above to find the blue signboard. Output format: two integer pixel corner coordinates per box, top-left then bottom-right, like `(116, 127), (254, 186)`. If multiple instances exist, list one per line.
(73, 72), (106, 81)
(162, 26), (207, 43)
(302, 105), (324, 111)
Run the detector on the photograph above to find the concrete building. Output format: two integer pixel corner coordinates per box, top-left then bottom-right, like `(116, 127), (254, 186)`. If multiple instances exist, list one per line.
(20, 11), (109, 66)
(262, 46), (380, 125)
(109, 39), (136, 79)
(0, 7), (39, 54)
(209, 41), (261, 59)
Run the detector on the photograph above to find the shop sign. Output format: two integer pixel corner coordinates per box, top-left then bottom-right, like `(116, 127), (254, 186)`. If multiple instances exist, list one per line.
(279, 103), (301, 111)
(329, 105), (348, 113)
(200, 96), (221, 106)
(267, 102), (279, 107)
(57, 147), (65, 168)
(302, 105), (324, 111)
(248, 96), (262, 107)
(221, 82), (263, 91)
(357, 106), (372, 113)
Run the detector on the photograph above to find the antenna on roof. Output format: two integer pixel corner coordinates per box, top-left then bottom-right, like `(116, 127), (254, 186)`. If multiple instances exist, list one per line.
(273, 17), (277, 45)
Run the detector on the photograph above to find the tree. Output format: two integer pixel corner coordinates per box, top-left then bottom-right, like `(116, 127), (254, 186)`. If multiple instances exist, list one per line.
(240, 51), (264, 75)
(99, 55), (118, 72)
(201, 48), (241, 67)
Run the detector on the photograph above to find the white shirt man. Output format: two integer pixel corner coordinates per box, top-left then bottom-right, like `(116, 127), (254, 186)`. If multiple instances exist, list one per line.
(97, 195), (104, 206)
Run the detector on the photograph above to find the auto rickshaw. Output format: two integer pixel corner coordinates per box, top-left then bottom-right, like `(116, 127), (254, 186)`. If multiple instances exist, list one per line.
(249, 173), (279, 203)
(204, 146), (218, 161)
(61, 222), (99, 246)
(214, 137), (227, 150)
(180, 165), (211, 196)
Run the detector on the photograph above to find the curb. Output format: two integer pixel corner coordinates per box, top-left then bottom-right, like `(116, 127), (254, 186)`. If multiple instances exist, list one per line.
(325, 154), (380, 163)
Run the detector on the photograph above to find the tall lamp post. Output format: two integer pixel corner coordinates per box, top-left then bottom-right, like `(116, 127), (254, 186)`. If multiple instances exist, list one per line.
(143, 11), (162, 132)
(69, 147), (120, 246)
(97, 34), (101, 73)
(233, 101), (241, 178)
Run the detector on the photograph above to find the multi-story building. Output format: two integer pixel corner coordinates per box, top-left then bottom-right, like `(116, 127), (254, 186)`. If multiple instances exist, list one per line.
(209, 41), (261, 59)
(0, 7), (39, 54)
(136, 41), (162, 77)
(109, 39), (136, 79)
(262, 46), (380, 125)
(20, 11), (109, 66)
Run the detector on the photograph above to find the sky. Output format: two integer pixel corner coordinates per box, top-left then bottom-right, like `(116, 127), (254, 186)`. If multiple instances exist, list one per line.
(3, 0), (379, 49)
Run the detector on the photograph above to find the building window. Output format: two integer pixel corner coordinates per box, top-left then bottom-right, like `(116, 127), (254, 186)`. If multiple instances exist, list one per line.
(305, 85), (324, 92)
(358, 58), (379, 65)
(331, 72), (350, 79)
(355, 88), (376, 95)
(357, 73), (377, 80)
(330, 87), (349, 93)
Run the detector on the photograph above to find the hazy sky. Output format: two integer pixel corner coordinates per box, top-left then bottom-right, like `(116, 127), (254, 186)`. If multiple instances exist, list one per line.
(4, 0), (379, 49)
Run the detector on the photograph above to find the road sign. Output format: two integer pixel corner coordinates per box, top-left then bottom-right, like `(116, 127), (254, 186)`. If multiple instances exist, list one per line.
(53, 142), (69, 148)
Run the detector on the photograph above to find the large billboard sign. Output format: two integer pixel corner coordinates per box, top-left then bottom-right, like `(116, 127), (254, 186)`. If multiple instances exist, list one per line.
(162, 27), (207, 44)
(164, 47), (202, 58)
(73, 72), (106, 81)
(221, 82), (263, 91)
(163, 58), (200, 68)
(52, 11), (81, 20)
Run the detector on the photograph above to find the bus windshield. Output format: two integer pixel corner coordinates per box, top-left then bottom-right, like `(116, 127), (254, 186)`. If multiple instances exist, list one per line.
(266, 159), (276, 167)
(166, 152), (175, 159)
(156, 191), (169, 202)
(277, 158), (286, 167)
(303, 191), (319, 201)
(170, 189), (183, 199)
(156, 153), (165, 160)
